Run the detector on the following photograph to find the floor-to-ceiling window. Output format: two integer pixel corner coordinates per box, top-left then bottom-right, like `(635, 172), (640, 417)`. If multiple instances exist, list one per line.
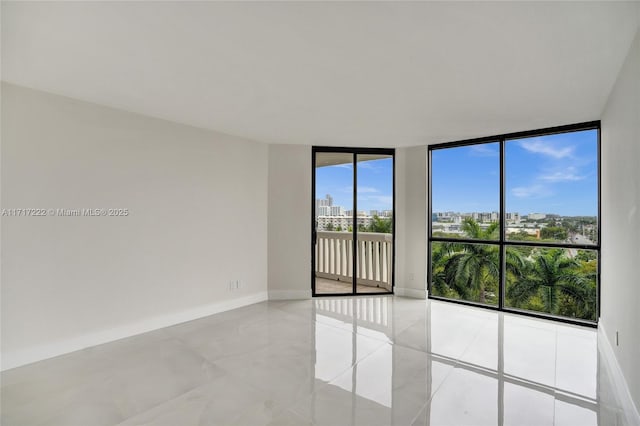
(313, 148), (395, 296)
(428, 122), (600, 325)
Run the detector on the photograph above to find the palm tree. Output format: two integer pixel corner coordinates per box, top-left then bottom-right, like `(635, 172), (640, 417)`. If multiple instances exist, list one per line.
(442, 218), (500, 304)
(507, 249), (596, 319)
(430, 241), (459, 299)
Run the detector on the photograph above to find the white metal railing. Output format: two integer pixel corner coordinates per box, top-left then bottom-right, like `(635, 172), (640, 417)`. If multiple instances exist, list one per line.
(315, 231), (393, 291)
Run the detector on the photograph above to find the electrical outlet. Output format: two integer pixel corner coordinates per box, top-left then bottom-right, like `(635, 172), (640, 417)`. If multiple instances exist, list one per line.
(228, 280), (241, 291)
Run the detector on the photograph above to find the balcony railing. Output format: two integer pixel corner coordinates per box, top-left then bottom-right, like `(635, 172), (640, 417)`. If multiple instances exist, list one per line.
(315, 231), (393, 291)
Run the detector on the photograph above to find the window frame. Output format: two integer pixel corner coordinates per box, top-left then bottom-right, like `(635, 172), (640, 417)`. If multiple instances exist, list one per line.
(427, 121), (601, 327)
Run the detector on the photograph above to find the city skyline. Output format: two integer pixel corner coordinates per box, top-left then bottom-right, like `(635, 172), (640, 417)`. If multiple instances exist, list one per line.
(315, 156), (393, 212)
(430, 210), (595, 218)
(315, 194), (392, 217)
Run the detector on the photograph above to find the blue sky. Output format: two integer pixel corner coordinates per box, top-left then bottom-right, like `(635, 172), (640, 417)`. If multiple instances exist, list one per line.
(432, 129), (598, 216)
(316, 157), (393, 212)
(316, 129), (597, 217)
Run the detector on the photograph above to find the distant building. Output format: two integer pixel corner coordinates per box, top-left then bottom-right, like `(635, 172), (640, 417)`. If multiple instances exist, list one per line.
(528, 213), (547, 220)
(506, 212), (521, 223)
(315, 194), (333, 211)
(316, 194), (344, 217)
(317, 206), (330, 216)
(316, 215), (374, 231)
(330, 206), (345, 216)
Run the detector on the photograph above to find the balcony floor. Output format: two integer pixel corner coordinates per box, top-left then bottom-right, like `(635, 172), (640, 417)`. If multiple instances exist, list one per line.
(315, 277), (390, 294)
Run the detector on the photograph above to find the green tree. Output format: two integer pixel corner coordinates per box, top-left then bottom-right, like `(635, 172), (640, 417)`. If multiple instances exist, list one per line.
(575, 250), (597, 262)
(557, 258), (597, 319)
(441, 219), (500, 304)
(325, 223), (334, 231)
(368, 215), (392, 233)
(540, 226), (568, 241)
(432, 219), (526, 305)
(430, 242), (460, 299)
(506, 249), (596, 320)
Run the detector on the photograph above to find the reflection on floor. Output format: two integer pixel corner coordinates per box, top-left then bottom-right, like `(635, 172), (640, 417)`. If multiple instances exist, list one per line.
(1, 297), (631, 425)
(315, 277), (390, 294)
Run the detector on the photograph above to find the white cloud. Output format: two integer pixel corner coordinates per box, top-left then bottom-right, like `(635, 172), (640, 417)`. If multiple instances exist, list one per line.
(358, 186), (379, 193)
(340, 186), (379, 193)
(469, 144), (499, 157)
(371, 195), (393, 205)
(333, 164), (353, 169)
(357, 161), (378, 170)
(520, 139), (574, 159)
(539, 167), (585, 182)
(511, 184), (551, 198)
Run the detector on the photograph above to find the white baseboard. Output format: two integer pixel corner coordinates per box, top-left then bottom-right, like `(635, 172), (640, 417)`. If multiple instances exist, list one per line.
(268, 289), (312, 300)
(394, 287), (427, 299)
(1, 291), (268, 372)
(598, 321), (640, 425)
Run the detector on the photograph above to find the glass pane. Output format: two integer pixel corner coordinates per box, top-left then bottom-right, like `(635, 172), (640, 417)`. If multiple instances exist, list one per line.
(431, 143), (500, 240)
(505, 246), (598, 322)
(430, 241), (499, 306)
(505, 130), (598, 244)
(356, 154), (393, 294)
(315, 152), (354, 294)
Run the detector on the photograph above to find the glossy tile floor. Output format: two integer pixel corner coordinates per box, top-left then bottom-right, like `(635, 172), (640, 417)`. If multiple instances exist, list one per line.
(0, 297), (629, 426)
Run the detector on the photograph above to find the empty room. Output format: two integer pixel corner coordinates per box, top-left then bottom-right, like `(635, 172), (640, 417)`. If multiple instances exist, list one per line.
(1, 1), (639, 425)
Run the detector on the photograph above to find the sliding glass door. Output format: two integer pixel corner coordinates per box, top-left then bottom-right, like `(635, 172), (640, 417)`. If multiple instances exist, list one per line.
(313, 148), (394, 296)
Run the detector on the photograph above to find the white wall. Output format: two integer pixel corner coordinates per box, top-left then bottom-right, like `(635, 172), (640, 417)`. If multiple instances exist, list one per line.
(600, 27), (640, 411)
(1, 83), (269, 370)
(267, 144), (312, 299)
(395, 146), (428, 298)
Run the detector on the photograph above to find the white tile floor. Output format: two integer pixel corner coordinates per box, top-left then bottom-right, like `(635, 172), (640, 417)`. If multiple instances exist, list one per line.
(0, 297), (629, 426)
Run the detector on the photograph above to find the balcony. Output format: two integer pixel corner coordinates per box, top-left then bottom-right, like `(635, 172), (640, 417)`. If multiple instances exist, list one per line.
(315, 231), (393, 293)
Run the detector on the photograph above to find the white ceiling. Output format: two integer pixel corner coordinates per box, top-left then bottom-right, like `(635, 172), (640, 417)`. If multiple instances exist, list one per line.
(2, 1), (639, 148)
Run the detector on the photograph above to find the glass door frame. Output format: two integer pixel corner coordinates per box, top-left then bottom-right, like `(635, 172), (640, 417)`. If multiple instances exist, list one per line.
(312, 146), (396, 297)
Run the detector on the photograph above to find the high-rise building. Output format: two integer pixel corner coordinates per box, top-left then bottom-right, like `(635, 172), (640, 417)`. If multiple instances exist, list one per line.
(315, 194), (334, 215)
(316, 206), (330, 216)
(506, 212), (521, 223)
(330, 206), (344, 216)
